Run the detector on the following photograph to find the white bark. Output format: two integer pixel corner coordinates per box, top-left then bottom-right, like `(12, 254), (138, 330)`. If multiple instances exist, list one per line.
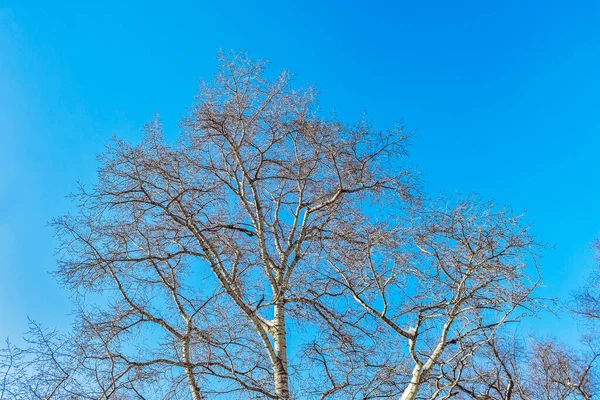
(182, 326), (203, 400)
(400, 318), (453, 400)
(273, 299), (290, 399)
(400, 363), (423, 400)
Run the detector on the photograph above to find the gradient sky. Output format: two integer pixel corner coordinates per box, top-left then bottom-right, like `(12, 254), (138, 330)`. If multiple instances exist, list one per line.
(1, 1), (599, 344)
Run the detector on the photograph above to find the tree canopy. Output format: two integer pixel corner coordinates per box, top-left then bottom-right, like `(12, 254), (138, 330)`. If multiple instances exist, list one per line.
(1, 53), (597, 400)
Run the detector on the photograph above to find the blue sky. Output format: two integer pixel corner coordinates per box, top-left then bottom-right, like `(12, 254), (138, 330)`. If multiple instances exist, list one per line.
(1, 1), (599, 343)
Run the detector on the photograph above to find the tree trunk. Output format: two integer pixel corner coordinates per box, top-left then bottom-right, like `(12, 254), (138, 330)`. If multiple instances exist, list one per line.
(400, 363), (422, 400)
(182, 335), (204, 400)
(273, 299), (290, 399)
(185, 366), (203, 400)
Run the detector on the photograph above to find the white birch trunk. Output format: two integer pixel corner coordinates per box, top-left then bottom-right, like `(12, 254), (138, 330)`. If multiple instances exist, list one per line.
(400, 363), (422, 400)
(273, 300), (290, 399)
(182, 334), (203, 400)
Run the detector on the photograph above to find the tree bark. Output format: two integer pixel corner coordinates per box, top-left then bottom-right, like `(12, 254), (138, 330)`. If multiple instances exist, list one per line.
(273, 299), (290, 399)
(185, 366), (203, 400)
(400, 363), (422, 400)
(182, 334), (204, 400)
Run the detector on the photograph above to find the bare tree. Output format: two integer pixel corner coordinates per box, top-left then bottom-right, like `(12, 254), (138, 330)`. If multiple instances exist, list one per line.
(450, 239), (600, 400)
(318, 198), (542, 399)
(573, 240), (600, 322)
(455, 333), (598, 400)
(526, 338), (597, 400)
(1, 53), (556, 400)
(5, 52), (413, 399)
(0, 339), (22, 399)
(0, 319), (147, 400)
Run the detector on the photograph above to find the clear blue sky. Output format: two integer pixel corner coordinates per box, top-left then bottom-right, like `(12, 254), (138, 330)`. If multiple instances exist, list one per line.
(1, 1), (599, 343)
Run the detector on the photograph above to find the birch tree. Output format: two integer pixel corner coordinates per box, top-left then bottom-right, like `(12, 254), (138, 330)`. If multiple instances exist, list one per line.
(0, 52), (553, 399)
(13, 52), (413, 399)
(320, 198), (542, 399)
(455, 334), (598, 399)
(450, 239), (600, 400)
